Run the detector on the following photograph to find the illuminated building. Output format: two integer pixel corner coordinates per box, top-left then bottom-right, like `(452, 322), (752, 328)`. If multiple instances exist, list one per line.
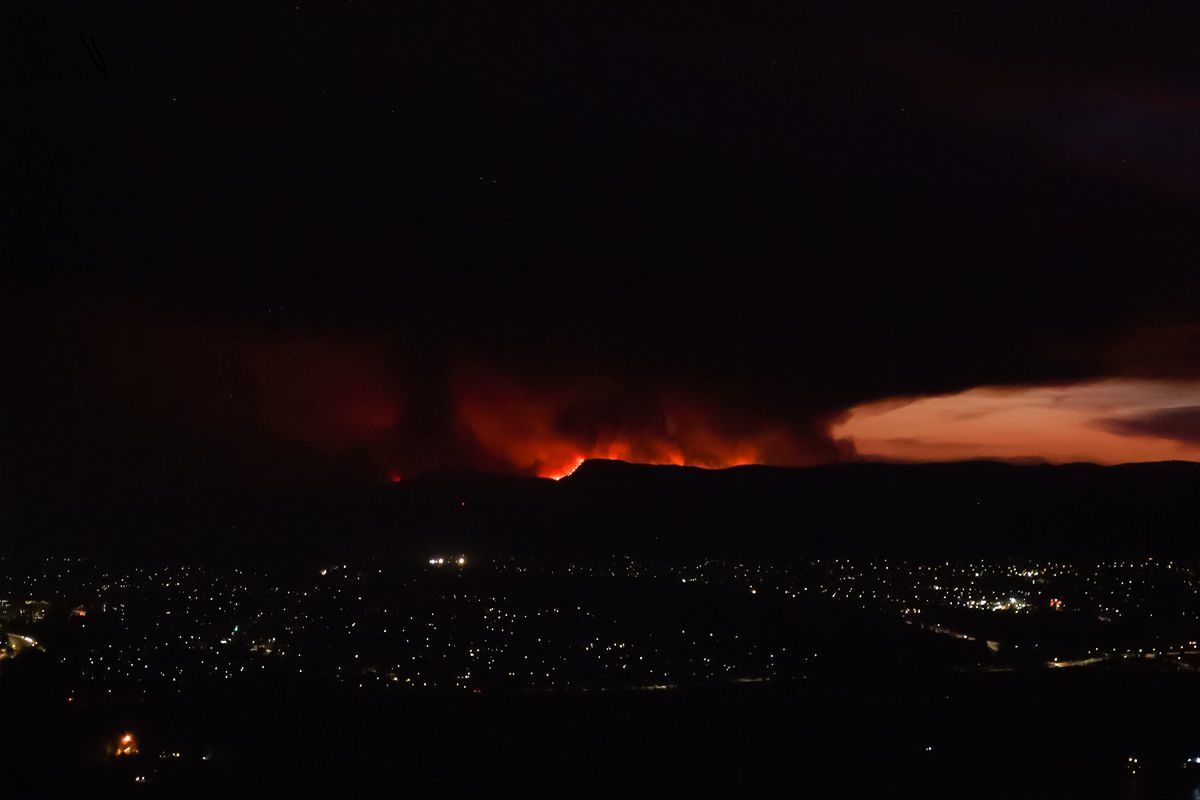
(114, 733), (139, 757)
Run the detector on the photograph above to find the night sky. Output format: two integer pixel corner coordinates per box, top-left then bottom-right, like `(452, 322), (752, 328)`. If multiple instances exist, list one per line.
(7, 2), (1200, 505)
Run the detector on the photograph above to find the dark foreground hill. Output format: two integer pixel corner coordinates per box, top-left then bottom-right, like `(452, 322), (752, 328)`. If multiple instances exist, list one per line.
(8, 459), (1200, 563)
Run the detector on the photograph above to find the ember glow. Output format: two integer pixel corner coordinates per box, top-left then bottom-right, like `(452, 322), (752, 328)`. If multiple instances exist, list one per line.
(453, 373), (833, 479)
(64, 313), (1200, 488)
(545, 457), (586, 481)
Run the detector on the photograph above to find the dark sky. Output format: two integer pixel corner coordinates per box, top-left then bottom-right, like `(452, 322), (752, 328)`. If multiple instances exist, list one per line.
(6, 2), (1200, 503)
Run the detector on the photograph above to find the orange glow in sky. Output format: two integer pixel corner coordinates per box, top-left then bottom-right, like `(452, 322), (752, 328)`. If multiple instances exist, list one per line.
(545, 457), (587, 481)
(834, 379), (1200, 464)
(454, 374), (805, 479)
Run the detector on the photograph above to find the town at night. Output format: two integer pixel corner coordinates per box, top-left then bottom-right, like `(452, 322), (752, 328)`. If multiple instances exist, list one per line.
(9, 0), (1200, 796)
(10, 537), (1200, 795)
(6, 460), (1200, 796)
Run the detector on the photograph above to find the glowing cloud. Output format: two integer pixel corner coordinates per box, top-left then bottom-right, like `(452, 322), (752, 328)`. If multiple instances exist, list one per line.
(835, 380), (1200, 464)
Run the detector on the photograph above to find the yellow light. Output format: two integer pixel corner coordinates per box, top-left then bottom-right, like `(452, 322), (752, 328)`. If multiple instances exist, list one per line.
(114, 732), (140, 757)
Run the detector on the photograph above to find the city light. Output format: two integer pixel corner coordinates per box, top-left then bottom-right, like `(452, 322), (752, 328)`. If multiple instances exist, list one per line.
(428, 555), (467, 568)
(115, 732), (138, 757)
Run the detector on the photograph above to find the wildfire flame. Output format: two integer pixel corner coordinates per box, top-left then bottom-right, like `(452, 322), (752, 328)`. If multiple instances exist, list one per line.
(453, 373), (825, 479)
